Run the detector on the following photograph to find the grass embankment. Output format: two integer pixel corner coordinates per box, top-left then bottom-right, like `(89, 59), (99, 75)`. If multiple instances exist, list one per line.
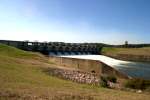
(102, 47), (150, 56)
(0, 44), (150, 100)
(102, 47), (150, 62)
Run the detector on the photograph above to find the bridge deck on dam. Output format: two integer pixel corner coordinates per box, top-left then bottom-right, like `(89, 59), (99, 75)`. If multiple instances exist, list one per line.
(0, 40), (101, 55)
(60, 55), (150, 80)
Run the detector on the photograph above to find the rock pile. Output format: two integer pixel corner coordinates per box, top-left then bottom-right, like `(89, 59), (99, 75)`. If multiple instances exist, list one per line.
(46, 68), (100, 85)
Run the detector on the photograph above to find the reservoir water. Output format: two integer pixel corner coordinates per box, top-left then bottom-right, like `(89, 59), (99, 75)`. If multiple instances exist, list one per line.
(60, 55), (150, 80)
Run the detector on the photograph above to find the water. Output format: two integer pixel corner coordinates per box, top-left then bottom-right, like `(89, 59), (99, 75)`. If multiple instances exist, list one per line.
(49, 51), (92, 56)
(60, 55), (150, 80)
(49, 52), (56, 56)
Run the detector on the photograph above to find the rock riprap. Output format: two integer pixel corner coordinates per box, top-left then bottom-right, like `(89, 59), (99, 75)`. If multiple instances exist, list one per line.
(46, 68), (100, 85)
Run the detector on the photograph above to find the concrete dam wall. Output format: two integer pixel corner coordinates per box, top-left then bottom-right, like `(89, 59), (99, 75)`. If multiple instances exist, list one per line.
(0, 40), (101, 55)
(49, 56), (129, 79)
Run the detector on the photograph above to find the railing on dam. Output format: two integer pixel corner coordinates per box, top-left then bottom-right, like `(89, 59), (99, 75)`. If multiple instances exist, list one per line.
(0, 40), (101, 55)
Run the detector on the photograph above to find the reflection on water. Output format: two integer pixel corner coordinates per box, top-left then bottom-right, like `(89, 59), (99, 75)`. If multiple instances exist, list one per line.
(60, 55), (150, 80)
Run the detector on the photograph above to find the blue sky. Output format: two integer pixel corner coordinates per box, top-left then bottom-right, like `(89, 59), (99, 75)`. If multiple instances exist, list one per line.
(0, 0), (150, 44)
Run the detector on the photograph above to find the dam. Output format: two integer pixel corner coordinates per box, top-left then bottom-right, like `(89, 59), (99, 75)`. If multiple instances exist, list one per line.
(1, 40), (150, 80)
(0, 40), (101, 55)
(59, 55), (150, 80)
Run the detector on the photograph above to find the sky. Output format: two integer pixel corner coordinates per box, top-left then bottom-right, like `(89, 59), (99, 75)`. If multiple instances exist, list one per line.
(0, 0), (150, 44)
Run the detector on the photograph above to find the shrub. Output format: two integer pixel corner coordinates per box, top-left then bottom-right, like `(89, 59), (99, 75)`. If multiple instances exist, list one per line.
(100, 75), (117, 88)
(124, 78), (150, 90)
(100, 75), (108, 87)
(107, 76), (117, 83)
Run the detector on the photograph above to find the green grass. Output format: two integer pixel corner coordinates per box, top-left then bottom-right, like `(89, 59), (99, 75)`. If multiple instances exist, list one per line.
(0, 43), (49, 63)
(0, 44), (150, 100)
(101, 47), (119, 54)
(0, 43), (36, 58)
(102, 47), (150, 56)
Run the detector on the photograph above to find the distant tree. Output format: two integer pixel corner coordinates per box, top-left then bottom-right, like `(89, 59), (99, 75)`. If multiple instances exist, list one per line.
(125, 41), (128, 47)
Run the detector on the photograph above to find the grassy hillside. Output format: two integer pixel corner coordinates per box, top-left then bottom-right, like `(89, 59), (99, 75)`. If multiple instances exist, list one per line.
(0, 44), (150, 100)
(102, 47), (150, 56)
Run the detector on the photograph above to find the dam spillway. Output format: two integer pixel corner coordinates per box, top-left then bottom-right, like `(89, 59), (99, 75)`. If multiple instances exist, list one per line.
(0, 40), (101, 55)
(60, 55), (150, 80)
